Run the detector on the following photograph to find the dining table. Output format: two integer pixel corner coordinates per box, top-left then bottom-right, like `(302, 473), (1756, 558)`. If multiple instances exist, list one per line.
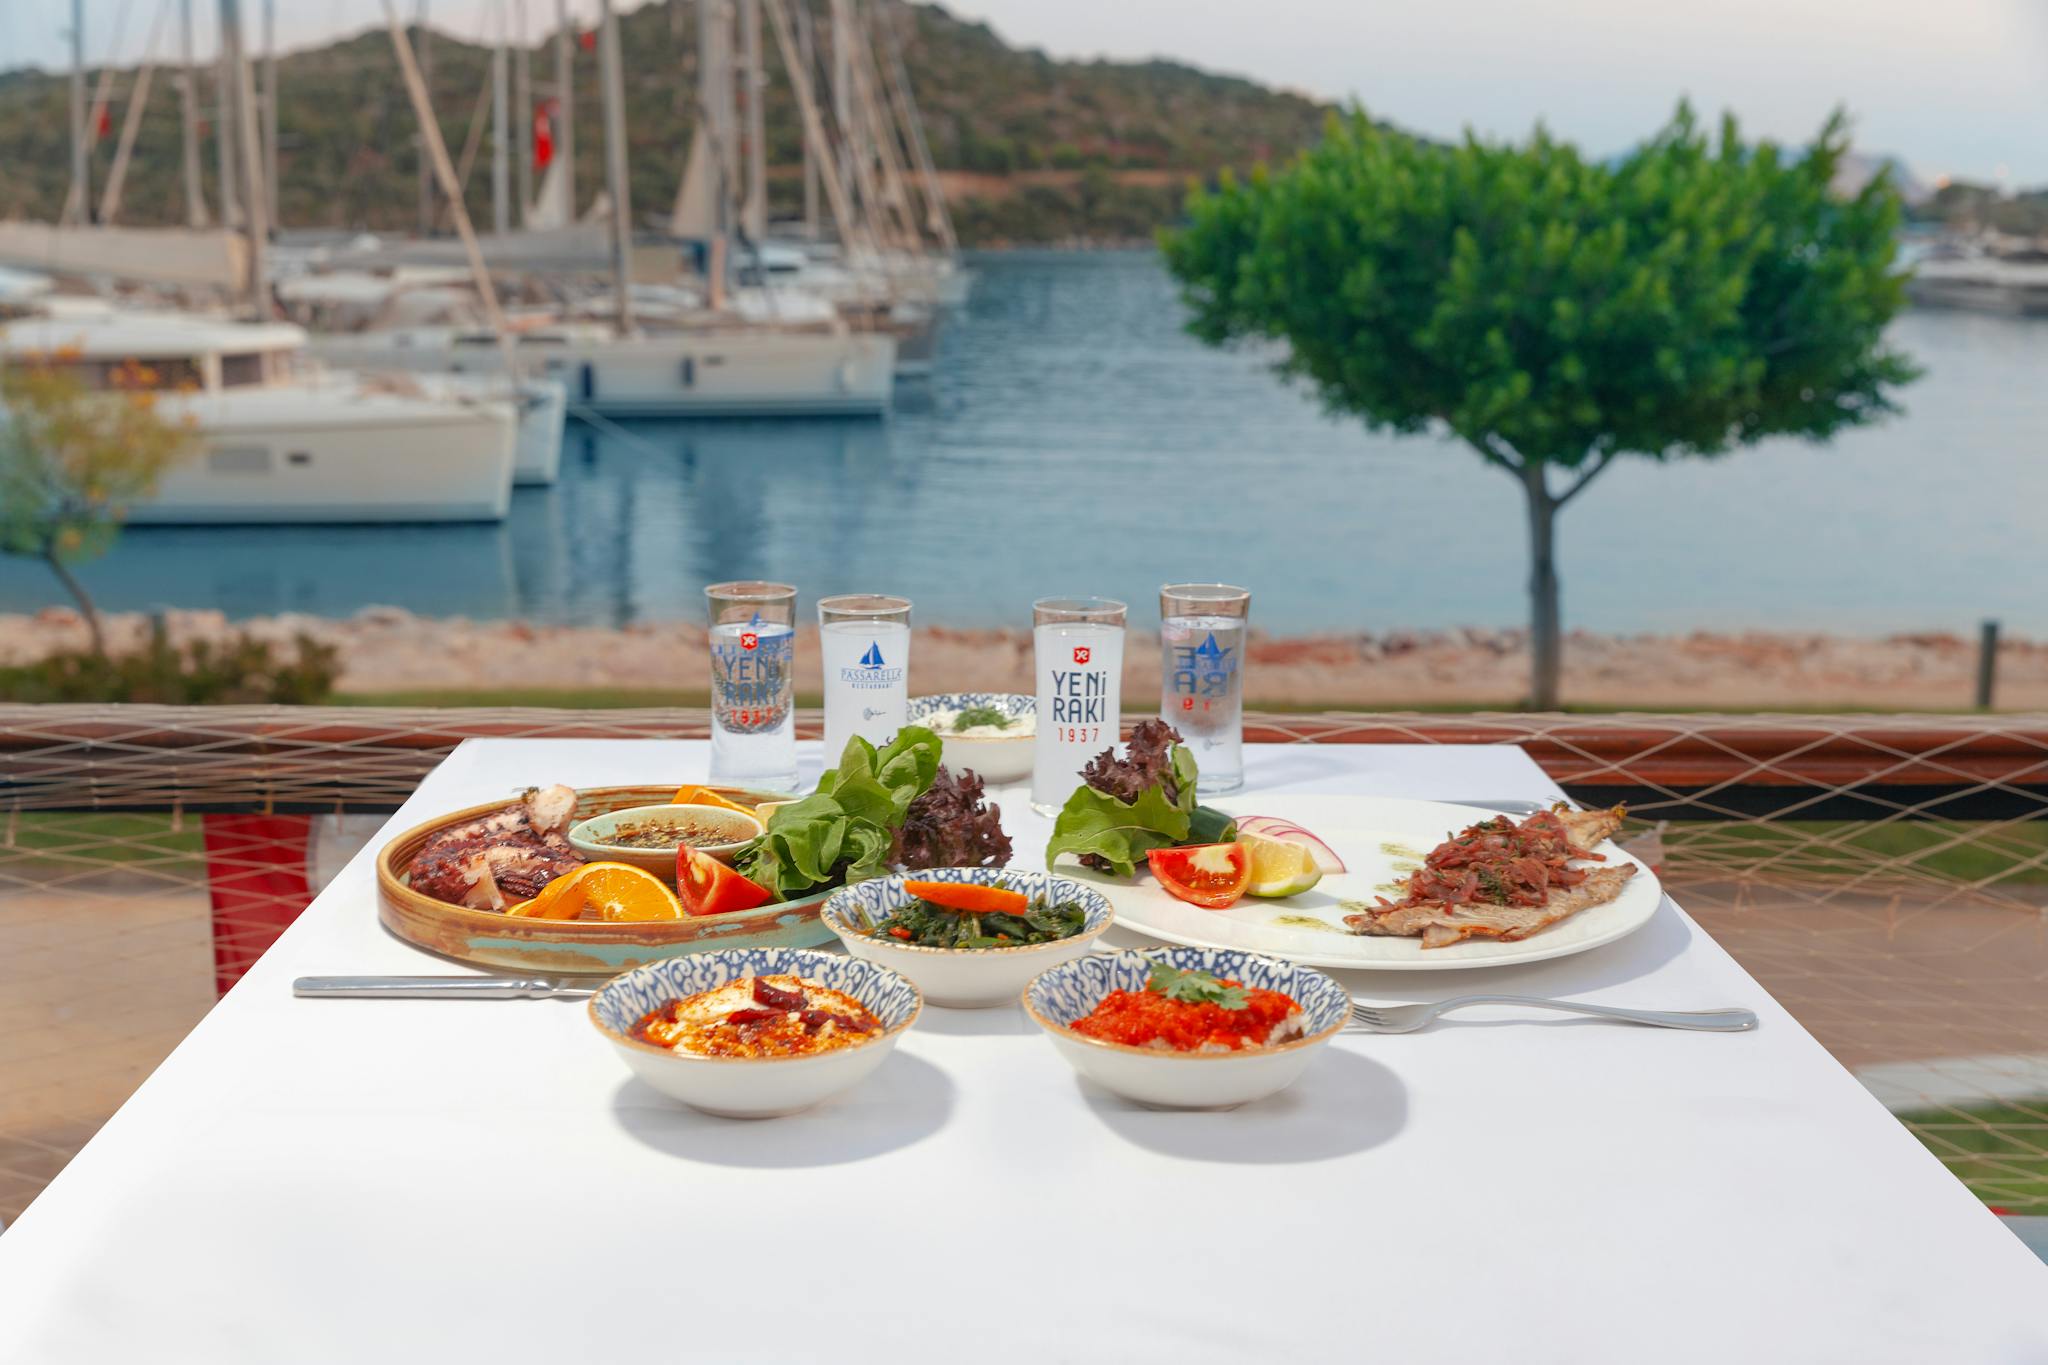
(2, 737), (2045, 1364)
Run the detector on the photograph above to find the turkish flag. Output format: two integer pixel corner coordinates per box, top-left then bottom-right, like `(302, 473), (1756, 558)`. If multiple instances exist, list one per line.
(95, 104), (111, 139)
(533, 101), (555, 171)
(579, 28), (596, 50)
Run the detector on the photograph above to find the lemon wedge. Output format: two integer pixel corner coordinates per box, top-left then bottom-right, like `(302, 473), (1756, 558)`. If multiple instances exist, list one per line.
(1241, 832), (1324, 898)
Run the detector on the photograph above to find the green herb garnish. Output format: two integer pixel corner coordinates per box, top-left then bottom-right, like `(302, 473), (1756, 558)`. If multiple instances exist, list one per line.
(952, 704), (1012, 732)
(869, 894), (1088, 949)
(1146, 962), (1249, 1011)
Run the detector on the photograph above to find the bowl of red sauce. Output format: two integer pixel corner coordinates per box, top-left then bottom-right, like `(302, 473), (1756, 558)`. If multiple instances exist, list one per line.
(1023, 946), (1350, 1110)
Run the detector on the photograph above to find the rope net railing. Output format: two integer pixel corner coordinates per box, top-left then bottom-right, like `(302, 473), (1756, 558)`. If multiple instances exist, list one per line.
(2, 705), (2046, 1226)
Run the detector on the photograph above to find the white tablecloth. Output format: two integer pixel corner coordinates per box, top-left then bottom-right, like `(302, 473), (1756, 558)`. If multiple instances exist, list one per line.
(3, 741), (2044, 1363)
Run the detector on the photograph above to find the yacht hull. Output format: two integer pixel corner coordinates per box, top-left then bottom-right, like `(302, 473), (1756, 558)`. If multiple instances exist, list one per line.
(130, 394), (518, 525)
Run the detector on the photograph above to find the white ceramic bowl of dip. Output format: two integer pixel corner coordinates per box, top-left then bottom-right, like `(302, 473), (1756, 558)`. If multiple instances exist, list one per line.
(588, 947), (922, 1118)
(567, 802), (763, 874)
(907, 693), (1035, 784)
(1023, 946), (1350, 1110)
(822, 868), (1112, 1008)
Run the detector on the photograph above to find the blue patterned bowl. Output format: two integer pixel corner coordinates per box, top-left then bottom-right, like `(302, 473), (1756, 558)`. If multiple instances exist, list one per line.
(589, 947), (922, 1118)
(823, 868), (1113, 1008)
(907, 693), (1035, 784)
(1024, 946), (1350, 1109)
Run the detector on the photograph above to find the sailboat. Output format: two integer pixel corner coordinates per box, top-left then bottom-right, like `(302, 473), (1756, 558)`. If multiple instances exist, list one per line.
(0, 303), (518, 524)
(300, 0), (896, 419)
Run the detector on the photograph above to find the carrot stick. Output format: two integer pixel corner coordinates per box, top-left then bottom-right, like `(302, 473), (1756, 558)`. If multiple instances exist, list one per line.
(901, 880), (1030, 914)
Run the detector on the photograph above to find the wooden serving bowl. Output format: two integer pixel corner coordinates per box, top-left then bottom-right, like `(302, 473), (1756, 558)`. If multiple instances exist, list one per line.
(376, 784), (833, 976)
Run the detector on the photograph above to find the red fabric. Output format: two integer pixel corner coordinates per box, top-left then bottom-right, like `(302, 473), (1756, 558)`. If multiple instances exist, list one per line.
(203, 814), (314, 996)
(579, 28), (596, 50)
(533, 101), (555, 171)
(95, 104), (111, 140)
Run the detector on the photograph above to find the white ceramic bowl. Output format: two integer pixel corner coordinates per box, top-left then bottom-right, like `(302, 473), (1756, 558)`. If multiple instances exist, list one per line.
(567, 802), (764, 874)
(588, 948), (921, 1118)
(1023, 946), (1350, 1110)
(822, 868), (1113, 1008)
(907, 693), (1035, 784)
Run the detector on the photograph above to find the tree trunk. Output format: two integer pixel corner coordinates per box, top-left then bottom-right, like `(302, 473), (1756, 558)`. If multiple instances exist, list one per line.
(1519, 461), (1562, 710)
(45, 552), (106, 657)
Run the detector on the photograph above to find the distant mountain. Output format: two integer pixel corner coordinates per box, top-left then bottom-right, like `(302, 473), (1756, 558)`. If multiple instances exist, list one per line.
(0, 2), (1333, 246)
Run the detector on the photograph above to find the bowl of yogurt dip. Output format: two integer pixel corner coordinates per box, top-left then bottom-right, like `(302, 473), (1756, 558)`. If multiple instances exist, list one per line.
(907, 693), (1036, 784)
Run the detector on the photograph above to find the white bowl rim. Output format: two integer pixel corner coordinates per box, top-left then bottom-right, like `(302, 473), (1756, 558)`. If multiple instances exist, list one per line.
(588, 951), (923, 1066)
(569, 802), (765, 852)
(1021, 948), (1350, 1062)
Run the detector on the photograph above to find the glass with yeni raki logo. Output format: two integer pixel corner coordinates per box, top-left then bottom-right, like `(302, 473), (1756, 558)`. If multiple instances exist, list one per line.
(1031, 596), (1127, 813)
(705, 580), (798, 791)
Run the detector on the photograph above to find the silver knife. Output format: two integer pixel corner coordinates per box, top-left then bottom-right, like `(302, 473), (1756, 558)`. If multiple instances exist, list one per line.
(293, 975), (597, 1000)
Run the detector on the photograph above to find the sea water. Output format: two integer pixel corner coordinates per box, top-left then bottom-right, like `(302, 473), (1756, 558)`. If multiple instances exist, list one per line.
(708, 619), (797, 790)
(820, 619), (910, 765)
(1032, 621), (1124, 812)
(1161, 614), (1246, 794)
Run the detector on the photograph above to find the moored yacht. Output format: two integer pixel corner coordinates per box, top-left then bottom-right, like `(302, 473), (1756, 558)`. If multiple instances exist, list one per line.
(0, 309), (519, 523)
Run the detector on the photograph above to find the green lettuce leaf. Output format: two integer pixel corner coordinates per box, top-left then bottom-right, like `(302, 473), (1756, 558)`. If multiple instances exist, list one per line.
(733, 728), (947, 899)
(1043, 779), (1193, 878)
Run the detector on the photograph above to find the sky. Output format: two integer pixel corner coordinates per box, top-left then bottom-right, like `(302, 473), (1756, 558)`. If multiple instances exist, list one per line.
(7, 0), (2048, 187)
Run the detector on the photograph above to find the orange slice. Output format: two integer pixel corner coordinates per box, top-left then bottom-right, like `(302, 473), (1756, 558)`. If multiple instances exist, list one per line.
(504, 870), (586, 920)
(577, 863), (686, 922)
(503, 862), (683, 922)
(671, 785), (756, 816)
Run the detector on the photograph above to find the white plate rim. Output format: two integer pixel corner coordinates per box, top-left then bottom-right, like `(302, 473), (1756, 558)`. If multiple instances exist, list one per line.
(1080, 795), (1663, 972)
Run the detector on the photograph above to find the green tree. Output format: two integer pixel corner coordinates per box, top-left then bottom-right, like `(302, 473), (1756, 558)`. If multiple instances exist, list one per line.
(0, 355), (197, 656)
(1162, 105), (1917, 708)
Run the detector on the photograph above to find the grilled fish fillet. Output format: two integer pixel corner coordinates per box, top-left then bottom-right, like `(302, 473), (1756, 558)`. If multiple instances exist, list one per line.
(1346, 864), (1637, 947)
(1555, 804), (1626, 850)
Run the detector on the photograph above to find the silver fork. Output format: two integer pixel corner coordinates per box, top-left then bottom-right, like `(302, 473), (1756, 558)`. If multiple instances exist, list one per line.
(1348, 995), (1757, 1034)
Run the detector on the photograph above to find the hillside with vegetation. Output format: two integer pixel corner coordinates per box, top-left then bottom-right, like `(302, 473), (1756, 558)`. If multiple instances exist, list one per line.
(0, 1), (1332, 246)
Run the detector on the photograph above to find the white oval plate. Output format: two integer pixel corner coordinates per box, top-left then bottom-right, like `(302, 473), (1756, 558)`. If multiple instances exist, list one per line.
(1062, 795), (1662, 972)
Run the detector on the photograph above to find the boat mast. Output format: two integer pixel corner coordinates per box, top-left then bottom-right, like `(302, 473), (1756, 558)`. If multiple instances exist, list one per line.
(697, 0), (738, 310)
(492, 7), (511, 235)
(739, 0), (768, 244)
(597, 0), (635, 333)
(100, 4), (171, 225)
(873, 0), (954, 253)
(415, 0), (434, 235)
(760, 0), (868, 261)
(220, 0), (269, 315)
(379, 0), (510, 340)
(554, 0), (575, 219)
(214, 15), (241, 226)
(262, 0), (278, 229)
(795, 0), (818, 237)
(68, 0), (90, 225)
(178, 0), (208, 225)
(513, 0), (532, 223)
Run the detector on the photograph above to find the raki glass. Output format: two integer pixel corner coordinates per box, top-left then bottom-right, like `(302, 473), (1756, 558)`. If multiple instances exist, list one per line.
(818, 594), (912, 764)
(1032, 596), (1127, 814)
(1159, 583), (1250, 794)
(705, 581), (798, 791)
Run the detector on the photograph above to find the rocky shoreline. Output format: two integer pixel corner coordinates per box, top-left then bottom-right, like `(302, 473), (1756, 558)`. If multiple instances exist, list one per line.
(1, 607), (2039, 710)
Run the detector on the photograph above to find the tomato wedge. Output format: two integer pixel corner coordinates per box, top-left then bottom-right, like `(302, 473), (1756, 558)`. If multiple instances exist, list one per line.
(900, 879), (1030, 915)
(1146, 843), (1251, 910)
(676, 846), (775, 916)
